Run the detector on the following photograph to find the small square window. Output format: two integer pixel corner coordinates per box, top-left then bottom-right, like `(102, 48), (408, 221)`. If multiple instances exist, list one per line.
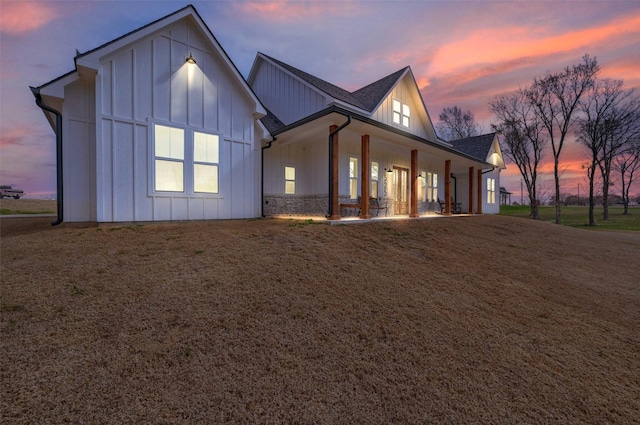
(285, 166), (295, 194)
(392, 99), (410, 128)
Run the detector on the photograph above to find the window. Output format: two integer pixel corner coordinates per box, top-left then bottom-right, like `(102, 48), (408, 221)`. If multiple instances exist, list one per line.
(154, 124), (219, 194)
(371, 161), (379, 198)
(420, 171), (427, 201)
(487, 178), (496, 204)
(427, 172), (438, 202)
(285, 166), (295, 194)
(193, 132), (219, 193)
(155, 124), (184, 192)
(349, 157), (358, 199)
(392, 99), (410, 128)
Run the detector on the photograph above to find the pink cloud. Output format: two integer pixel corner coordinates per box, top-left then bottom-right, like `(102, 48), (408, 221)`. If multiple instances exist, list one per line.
(0, 2), (60, 35)
(236, 1), (357, 21)
(426, 12), (640, 80)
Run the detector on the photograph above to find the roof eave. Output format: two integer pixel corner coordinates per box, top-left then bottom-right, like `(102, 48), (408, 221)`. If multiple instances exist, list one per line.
(272, 105), (493, 168)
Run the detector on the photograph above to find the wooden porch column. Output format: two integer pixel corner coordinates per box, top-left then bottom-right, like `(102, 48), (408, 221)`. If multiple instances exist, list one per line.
(444, 160), (451, 215)
(410, 149), (418, 217)
(477, 169), (483, 214)
(328, 125), (341, 220)
(360, 135), (371, 219)
(468, 167), (474, 214)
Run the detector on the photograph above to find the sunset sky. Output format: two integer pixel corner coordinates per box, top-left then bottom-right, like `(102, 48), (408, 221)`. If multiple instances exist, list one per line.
(1, 0), (639, 199)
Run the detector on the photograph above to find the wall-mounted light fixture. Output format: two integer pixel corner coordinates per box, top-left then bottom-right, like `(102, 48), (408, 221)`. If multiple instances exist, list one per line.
(384, 167), (393, 174)
(186, 52), (196, 65)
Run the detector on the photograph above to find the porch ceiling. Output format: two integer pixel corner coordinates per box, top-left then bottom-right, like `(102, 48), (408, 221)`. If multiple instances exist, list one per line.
(269, 110), (491, 172)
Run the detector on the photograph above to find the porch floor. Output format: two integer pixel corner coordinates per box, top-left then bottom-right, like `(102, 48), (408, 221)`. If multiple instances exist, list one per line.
(268, 212), (481, 225)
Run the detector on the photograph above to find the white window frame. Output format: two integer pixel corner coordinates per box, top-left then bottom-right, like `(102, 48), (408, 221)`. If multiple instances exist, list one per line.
(193, 131), (219, 194)
(487, 177), (496, 204)
(154, 124), (185, 193)
(285, 166), (296, 194)
(152, 123), (221, 196)
(371, 161), (379, 199)
(427, 172), (438, 202)
(349, 157), (359, 200)
(392, 99), (410, 128)
(420, 171), (427, 202)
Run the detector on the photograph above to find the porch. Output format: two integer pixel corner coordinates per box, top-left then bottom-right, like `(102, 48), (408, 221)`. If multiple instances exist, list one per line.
(263, 110), (494, 221)
(269, 210), (481, 225)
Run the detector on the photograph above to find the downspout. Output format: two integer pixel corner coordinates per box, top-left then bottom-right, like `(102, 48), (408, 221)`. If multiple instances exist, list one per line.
(31, 88), (63, 226)
(450, 173), (457, 204)
(327, 115), (352, 217)
(482, 167), (496, 175)
(261, 138), (275, 218)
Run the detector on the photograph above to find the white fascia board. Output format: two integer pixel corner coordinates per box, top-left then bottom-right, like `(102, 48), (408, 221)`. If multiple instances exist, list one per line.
(75, 6), (266, 117)
(76, 8), (196, 70)
(38, 72), (79, 99)
(328, 99), (370, 116)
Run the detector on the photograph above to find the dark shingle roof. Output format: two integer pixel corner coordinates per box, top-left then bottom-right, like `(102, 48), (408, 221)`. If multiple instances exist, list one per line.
(261, 109), (286, 134)
(351, 67), (408, 111)
(450, 133), (496, 162)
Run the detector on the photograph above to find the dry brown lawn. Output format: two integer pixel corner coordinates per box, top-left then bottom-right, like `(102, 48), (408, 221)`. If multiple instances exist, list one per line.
(1, 201), (639, 424)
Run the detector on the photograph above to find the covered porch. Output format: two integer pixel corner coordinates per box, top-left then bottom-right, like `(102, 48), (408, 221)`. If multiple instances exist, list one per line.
(262, 109), (492, 221)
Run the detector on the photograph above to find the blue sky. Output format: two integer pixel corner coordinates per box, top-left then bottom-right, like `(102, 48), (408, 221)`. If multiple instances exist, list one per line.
(2, 0), (639, 197)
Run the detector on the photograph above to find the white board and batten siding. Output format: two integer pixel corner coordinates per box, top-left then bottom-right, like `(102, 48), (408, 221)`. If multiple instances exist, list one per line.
(93, 19), (259, 222)
(371, 76), (437, 142)
(64, 79), (97, 222)
(250, 60), (329, 126)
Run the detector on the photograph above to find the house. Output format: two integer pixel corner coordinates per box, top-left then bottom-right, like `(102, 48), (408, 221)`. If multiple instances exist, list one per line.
(32, 5), (504, 224)
(500, 187), (513, 206)
(31, 5), (268, 224)
(248, 53), (505, 219)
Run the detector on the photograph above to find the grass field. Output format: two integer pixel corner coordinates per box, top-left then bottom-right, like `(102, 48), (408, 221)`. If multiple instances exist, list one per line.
(500, 205), (640, 231)
(0, 199), (56, 215)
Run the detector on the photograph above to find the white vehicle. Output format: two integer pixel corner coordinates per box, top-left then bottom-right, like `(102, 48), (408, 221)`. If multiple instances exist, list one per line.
(0, 185), (23, 199)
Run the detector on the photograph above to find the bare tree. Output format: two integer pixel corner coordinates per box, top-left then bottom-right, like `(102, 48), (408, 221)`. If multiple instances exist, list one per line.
(614, 140), (640, 215)
(578, 79), (640, 220)
(490, 89), (546, 219)
(436, 106), (482, 141)
(576, 79), (636, 225)
(525, 55), (600, 224)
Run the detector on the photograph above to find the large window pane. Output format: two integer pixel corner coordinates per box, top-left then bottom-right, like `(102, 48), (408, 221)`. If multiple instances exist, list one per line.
(155, 125), (184, 160)
(285, 181), (295, 194)
(285, 166), (295, 181)
(194, 132), (219, 163)
(194, 164), (218, 193)
(155, 159), (184, 192)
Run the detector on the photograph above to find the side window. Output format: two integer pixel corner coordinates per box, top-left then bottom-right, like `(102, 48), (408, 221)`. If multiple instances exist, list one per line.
(487, 178), (496, 204)
(427, 172), (438, 202)
(371, 161), (379, 198)
(349, 157), (358, 199)
(285, 166), (295, 194)
(154, 124), (184, 192)
(420, 171), (427, 202)
(392, 99), (410, 128)
(193, 132), (219, 193)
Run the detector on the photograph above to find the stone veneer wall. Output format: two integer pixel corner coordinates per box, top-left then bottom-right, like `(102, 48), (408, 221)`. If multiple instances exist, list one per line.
(263, 194), (328, 216)
(264, 195), (441, 217)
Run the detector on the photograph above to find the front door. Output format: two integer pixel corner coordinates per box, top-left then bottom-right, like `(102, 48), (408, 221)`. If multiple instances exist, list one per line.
(393, 167), (409, 215)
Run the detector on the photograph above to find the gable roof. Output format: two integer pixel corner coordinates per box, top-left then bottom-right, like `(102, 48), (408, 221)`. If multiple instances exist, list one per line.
(351, 67), (409, 111)
(256, 53), (411, 115)
(258, 53), (370, 111)
(33, 5), (266, 116)
(450, 133), (497, 162)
